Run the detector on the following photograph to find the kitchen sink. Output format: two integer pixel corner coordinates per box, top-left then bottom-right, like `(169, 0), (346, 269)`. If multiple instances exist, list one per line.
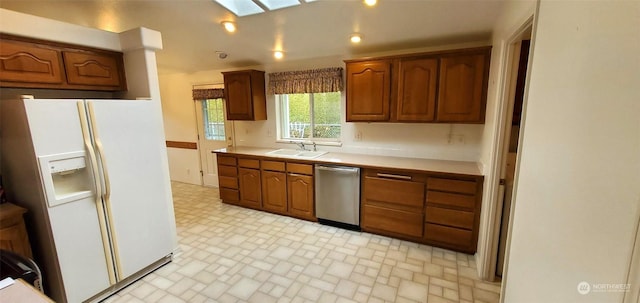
(265, 149), (328, 159)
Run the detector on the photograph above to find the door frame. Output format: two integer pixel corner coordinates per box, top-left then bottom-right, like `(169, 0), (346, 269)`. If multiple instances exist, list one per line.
(478, 16), (535, 284)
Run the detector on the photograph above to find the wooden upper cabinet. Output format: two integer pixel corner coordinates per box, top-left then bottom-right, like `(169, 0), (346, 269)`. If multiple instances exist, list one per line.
(0, 34), (126, 91)
(396, 58), (438, 122)
(223, 70), (267, 121)
(345, 60), (392, 122)
(0, 39), (64, 85)
(345, 47), (491, 124)
(436, 53), (489, 123)
(63, 51), (125, 88)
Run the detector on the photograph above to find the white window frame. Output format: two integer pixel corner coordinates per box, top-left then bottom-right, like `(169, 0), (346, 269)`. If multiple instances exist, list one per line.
(275, 93), (342, 146)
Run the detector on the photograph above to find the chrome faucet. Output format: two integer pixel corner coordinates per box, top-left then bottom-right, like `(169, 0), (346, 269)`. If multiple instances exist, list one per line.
(295, 142), (307, 151)
(312, 141), (317, 151)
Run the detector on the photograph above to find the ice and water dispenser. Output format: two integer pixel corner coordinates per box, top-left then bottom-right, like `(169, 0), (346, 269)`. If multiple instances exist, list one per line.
(38, 151), (94, 207)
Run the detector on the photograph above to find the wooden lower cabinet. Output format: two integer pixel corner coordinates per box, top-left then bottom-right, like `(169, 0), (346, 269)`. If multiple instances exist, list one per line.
(262, 170), (287, 214)
(361, 169), (483, 254)
(217, 155), (240, 205)
(216, 154), (316, 222)
(238, 168), (261, 209)
(424, 177), (482, 253)
(217, 153), (484, 254)
(287, 173), (314, 221)
(361, 169), (426, 241)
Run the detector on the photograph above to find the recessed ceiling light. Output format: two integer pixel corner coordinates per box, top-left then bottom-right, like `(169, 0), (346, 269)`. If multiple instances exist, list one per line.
(274, 51), (284, 59)
(221, 21), (236, 33)
(364, 0), (377, 6)
(350, 34), (363, 44)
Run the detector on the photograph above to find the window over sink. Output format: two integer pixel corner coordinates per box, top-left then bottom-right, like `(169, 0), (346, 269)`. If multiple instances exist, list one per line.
(276, 92), (341, 142)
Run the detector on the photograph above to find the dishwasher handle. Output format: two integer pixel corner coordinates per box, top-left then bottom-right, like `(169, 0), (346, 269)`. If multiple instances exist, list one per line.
(316, 165), (360, 174)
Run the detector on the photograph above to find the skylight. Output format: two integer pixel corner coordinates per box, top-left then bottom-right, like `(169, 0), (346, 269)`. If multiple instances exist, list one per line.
(213, 0), (317, 17)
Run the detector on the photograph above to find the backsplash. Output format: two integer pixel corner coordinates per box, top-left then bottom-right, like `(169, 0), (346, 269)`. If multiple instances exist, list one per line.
(233, 95), (483, 162)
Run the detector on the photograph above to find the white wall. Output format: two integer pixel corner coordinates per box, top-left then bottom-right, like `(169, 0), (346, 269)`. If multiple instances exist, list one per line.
(160, 44), (492, 185)
(503, 1), (640, 302)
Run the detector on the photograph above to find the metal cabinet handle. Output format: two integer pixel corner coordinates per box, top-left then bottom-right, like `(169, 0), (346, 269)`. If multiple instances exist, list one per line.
(376, 173), (412, 181)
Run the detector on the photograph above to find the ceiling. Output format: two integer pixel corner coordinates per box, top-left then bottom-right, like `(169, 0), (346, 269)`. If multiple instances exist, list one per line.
(0, 0), (505, 74)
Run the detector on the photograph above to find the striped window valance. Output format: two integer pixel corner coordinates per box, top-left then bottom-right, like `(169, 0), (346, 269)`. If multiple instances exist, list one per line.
(268, 67), (343, 95)
(192, 88), (224, 100)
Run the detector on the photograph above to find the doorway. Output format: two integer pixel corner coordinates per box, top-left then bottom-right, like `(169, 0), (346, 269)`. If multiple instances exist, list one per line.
(195, 97), (233, 187)
(496, 38), (530, 277)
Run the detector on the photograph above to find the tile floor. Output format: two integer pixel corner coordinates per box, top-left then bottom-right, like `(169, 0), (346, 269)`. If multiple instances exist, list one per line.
(103, 182), (501, 303)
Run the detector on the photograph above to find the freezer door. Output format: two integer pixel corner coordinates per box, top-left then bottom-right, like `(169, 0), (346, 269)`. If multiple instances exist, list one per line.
(19, 99), (112, 302)
(86, 99), (176, 280)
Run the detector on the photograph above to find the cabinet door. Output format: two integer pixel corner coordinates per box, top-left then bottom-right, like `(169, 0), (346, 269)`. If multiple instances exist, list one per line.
(0, 39), (64, 85)
(62, 51), (125, 89)
(262, 171), (287, 214)
(436, 53), (488, 123)
(238, 168), (262, 209)
(396, 58), (438, 122)
(346, 60), (392, 121)
(287, 174), (315, 220)
(224, 72), (254, 120)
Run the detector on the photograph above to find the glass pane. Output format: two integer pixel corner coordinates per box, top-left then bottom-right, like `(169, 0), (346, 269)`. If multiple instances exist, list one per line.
(285, 94), (311, 139)
(203, 99), (226, 141)
(312, 92), (341, 139)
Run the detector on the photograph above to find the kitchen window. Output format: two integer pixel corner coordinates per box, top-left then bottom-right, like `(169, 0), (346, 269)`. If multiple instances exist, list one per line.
(268, 67), (343, 143)
(277, 92), (341, 141)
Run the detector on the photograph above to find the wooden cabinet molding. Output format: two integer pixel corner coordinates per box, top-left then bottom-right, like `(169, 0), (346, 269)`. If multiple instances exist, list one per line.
(345, 46), (491, 124)
(0, 34), (127, 91)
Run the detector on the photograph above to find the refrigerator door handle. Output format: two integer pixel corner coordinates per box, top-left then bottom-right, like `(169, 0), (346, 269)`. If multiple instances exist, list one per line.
(77, 102), (117, 284)
(87, 102), (123, 280)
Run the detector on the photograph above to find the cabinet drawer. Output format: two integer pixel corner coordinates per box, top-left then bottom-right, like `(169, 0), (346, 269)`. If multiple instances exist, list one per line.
(426, 191), (476, 210)
(427, 178), (477, 194)
(238, 158), (260, 169)
(218, 165), (237, 177)
(217, 155), (237, 166)
(262, 160), (285, 172)
(219, 176), (238, 189)
(362, 204), (423, 238)
(287, 163), (313, 175)
(425, 206), (474, 230)
(220, 188), (240, 202)
(364, 176), (424, 208)
(424, 223), (473, 248)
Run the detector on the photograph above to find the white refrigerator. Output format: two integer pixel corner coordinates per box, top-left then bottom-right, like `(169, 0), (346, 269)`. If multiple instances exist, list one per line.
(1, 97), (177, 303)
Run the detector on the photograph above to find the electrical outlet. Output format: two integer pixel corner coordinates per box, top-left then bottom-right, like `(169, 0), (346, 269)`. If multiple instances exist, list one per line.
(267, 129), (273, 137)
(354, 131), (363, 141)
(186, 168), (191, 175)
(455, 134), (465, 144)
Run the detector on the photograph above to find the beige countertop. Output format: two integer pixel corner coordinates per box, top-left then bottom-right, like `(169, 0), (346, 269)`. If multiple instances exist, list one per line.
(214, 146), (483, 177)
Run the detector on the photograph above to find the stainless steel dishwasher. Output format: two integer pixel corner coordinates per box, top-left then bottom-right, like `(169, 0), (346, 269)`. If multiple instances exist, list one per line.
(315, 165), (361, 230)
